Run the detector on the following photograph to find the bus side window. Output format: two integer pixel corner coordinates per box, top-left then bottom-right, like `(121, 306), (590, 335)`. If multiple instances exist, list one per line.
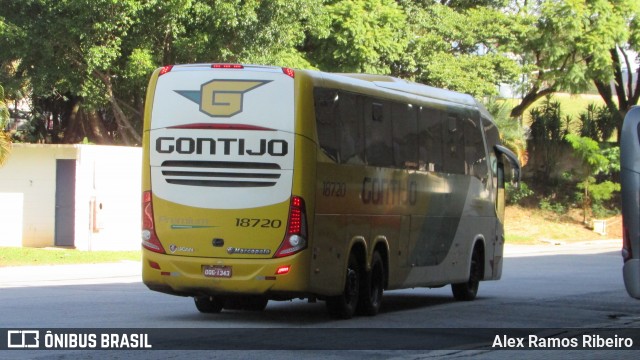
(392, 102), (419, 169)
(314, 88), (340, 162)
(365, 99), (394, 167)
(338, 92), (365, 165)
(464, 116), (488, 182)
(419, 107), (443, 172)
(442, 114), (465, 175)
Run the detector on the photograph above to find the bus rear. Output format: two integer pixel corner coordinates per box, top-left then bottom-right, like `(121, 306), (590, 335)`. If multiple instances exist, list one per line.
(141, 64), (311, 310)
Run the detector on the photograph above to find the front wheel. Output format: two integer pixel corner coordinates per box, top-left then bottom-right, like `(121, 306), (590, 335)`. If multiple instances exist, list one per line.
(326, 252), (360, 319)
(451, 245), (482, 301)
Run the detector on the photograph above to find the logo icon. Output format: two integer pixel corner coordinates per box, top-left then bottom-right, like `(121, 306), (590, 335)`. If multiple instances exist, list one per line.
(176, 79), (271, 117)
(7, 330), (39, 348)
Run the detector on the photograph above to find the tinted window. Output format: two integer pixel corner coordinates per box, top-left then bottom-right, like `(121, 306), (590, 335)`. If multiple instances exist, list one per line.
(419, 107), (443, 172)
(338, 92), (365, 164)
(464, 116), (488, 181)
(314, 88), (340, 162)
(392, 103), (419, 169)
(442, 114), (465, 174)
(365, 98), (394, 167)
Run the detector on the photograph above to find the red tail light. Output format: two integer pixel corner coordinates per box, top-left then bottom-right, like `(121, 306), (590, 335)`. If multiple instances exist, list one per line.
(158, 65), (173, 76)
(142, 191), (165, 253)
(212, 64), (244, 69)
(274, 196), (307, 258)
(282, 67), (295, 78)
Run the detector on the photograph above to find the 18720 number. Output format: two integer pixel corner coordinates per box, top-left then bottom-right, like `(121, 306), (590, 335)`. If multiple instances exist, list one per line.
(235, 218), (282, 228)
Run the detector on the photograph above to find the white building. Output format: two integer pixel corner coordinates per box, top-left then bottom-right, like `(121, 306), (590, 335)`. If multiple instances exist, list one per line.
(0, 144), (141, 251)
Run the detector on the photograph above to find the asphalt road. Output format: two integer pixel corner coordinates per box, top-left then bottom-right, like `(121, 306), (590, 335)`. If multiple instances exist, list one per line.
(1, 240), (638, 359)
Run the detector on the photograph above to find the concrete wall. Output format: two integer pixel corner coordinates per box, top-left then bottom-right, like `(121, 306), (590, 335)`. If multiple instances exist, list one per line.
(0, 144), (141, 251)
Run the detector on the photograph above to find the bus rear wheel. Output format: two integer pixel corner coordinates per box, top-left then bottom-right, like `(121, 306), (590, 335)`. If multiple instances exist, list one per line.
(194, 295), (224, 313)
(451, 245), (482, 301)
(326, 252), (360, 319)
(358, 251), (385, 316)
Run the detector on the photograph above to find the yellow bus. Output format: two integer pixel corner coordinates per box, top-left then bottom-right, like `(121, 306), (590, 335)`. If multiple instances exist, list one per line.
(141, 64), (521, 318)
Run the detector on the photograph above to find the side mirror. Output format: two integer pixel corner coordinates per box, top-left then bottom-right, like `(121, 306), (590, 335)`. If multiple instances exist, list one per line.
(494, 144), (521, 185)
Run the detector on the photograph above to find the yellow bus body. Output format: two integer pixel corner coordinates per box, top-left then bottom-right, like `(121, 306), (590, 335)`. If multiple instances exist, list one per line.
(141, 64), (520, 316)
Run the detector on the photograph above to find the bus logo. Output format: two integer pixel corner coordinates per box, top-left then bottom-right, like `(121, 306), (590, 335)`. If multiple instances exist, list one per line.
(175, 79), (271, 117)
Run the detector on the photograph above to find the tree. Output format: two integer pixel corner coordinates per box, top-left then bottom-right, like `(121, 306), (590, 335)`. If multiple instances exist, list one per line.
(0, 85), (10, 166)
(0, 0), (329, 145)
(507, 0), (640, 135)
(0, 0), (144, 144)
(305, 0), (407, 73)
(565, 133), (620, 223)
(397, 1), (521, 97)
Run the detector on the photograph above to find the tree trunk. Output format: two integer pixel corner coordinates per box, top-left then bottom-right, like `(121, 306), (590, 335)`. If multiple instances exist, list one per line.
(510, 86), (556, 118)
(94, 70), (142, 145)
(86, 111), (111, 144)
(63, 97), (83, 143)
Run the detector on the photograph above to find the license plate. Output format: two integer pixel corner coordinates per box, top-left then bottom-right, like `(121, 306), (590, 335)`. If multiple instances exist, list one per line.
(203, 265), (232, 278)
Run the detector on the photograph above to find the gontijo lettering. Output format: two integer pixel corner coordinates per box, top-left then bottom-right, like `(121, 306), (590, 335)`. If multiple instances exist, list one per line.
(155, 137), (288, 156)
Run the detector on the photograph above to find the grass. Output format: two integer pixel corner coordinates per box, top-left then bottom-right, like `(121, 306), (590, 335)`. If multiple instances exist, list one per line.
(504, 205), (622, 245)
(0, 247), (141, 267)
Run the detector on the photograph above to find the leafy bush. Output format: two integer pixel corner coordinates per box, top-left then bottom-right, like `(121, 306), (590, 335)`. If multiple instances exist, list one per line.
(539, 197), (566, 215)
(506, 181), (534, 205)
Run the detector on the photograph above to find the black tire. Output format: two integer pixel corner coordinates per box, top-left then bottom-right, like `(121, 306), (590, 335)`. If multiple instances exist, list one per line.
(241, 296), (269, 311)
(194, 295), (224, 313)
(223, 296), (269, 311)
(358, 251), (385, 316)
(326, 252), (360, 319)
(452, 245), (482, 301)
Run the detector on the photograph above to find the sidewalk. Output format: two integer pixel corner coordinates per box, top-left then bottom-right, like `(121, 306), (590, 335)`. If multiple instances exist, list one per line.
(0, 240), (622, 288)
(0, 260), (142, 288)
(504, 239), (621, 257)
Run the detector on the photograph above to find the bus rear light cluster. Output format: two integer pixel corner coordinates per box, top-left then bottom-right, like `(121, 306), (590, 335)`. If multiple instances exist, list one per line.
(276, 265), (291, 275)
(274, 196), (307, 258)
(282, 67), (295, 78)
(142, 191), (166, 254)
(158, 65), (173, 76)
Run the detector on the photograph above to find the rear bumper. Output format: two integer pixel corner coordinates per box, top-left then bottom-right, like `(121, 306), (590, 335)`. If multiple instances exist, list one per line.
(623, 259), (640, 299)
(142, 249), (311, 299)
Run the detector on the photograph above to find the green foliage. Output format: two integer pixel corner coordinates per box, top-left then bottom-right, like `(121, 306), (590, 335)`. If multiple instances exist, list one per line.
(529, 97), (570, 143)
(307, 0), (407, 73)
(507, 0), (640, 130)
(0, 85), (10, 166)
(578, 103), (616, 142)
(565, 133), (620, 222)
(539, 197), (566, 216)
(400, 1), (521, 96)
(1, 0), (638, 147)
(506, 181), (534, 205)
